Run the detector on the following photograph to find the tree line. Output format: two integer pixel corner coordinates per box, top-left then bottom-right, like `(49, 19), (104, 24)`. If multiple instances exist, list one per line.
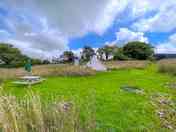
(0, 41), (154, 67)
(58, 41), (154, 63)
(0, 43), (43, 68)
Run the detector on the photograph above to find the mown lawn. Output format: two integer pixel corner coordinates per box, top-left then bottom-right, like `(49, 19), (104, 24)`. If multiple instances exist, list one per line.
(3, 65), (176, 131)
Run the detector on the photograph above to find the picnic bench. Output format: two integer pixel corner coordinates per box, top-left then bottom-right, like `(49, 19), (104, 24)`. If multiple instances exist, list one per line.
(13, 76), (45, 85)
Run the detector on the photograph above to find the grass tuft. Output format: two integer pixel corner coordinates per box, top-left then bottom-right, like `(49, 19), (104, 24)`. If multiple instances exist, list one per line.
(104, 60), (150, 70)
(158, 59), (176, 75)
(0, 89), (96, 132)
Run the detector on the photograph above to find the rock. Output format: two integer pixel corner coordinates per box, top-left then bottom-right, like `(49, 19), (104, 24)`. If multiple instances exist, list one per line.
(57, 101), (73, 112)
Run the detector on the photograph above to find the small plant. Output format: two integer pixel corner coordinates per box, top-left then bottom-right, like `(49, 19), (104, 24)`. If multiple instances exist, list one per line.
(0, 90), (96, 132)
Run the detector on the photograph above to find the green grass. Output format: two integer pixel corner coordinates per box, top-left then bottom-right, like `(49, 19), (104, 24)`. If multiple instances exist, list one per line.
(3, 64), (176, 131)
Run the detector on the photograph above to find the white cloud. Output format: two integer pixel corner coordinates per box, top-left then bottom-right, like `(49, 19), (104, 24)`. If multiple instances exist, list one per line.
(1, 0), (176, 58)
(169, 34), (176, 44)
(72, 48), (83, 58)
(129, 0), (161, 18)
(155, 33), (176, 54)
(72, 47), (98, 58)
(7, 39), (67, 60)
(20, 31), (68, 52)
(0, 0), (130, 58)
(114, 28), (148, 45)
(0, 12), (69, 59)
(3, 17), (69, 59)
(132, 0), (176, 32)
(155, 44), (176, 54)
(3, 0), (128, 36)
(94, 0), (128, 34)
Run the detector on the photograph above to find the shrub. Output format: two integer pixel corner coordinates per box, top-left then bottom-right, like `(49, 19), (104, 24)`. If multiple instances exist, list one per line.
(123, 41), (154, 60)
(0, 43), (42, 68)
(97, 45), (117, 60)
(113, 48), (129, 60)
(158, 59), (176, 75)
(81, 46), (95, 62)
(60, 51), (75, 63)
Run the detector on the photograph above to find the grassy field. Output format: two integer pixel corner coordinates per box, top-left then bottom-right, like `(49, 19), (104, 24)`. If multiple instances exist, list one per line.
(0, 64), (96, 80)
(2, 63), (176, 131)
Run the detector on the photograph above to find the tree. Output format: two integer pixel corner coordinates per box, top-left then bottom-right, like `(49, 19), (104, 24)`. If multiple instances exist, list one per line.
(97, 48), (104, 60)
(98, 45), (117, 60)
(113, 48), (128, 60)
(62, 51), (75, 63)
(0, 43), (42, 67)
(42, 59), (50, 64)
(31, 59), (42, 65)
(81, 46), (95, 62)
(123, 41), (154, 60)
(0, 43), (28, 67)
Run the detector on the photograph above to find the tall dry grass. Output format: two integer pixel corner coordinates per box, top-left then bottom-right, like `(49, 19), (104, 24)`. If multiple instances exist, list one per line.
(158, 59), (176, 75)
(0, 88), (96, 132)
(104, 60), (150, 70)
(0, 61), (151, 80)
(0, 64), (96, 80)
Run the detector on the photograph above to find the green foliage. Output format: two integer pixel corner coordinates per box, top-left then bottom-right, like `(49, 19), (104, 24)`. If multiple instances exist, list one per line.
(97, 48), (104, 60)
(123, 41), (154, 60)
(31, 59), (43, 65)
(0, 43), (28, 67)
(42, 60), (50, 64)
(113, 48), (129, 60)
(81, 46), (95, 62)
(0, 43), (42, 68)
(98, 45), (117, 60)
(62, 51), (75, 63)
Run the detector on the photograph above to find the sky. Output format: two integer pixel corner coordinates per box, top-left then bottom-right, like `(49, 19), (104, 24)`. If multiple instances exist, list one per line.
(0, 0), (176, 59)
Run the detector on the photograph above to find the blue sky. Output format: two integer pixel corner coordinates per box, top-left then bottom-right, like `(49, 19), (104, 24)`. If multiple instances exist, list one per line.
(0, 0), (176, 59)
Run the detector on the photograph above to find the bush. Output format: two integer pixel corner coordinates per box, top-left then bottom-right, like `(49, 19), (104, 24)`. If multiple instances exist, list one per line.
(158, 59), (176, 75)
(113, 48), (129, 60)
(123, 41), (154, 60)
(81, 46), (95, 62)
(60, 51), (75, 63)
(0, 43), (42, 68)
(42, 60), (50, 64)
